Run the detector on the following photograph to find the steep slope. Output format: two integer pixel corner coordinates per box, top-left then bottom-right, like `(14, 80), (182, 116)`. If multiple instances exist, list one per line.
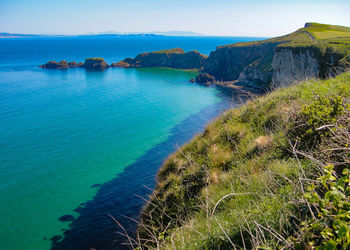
(204, 23), (350, 87)
(136, 71), (350, 249)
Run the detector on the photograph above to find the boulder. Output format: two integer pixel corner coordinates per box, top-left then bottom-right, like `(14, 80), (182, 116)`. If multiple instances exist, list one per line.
(110, 61), (131, 68)
(195, 73), (216, 84)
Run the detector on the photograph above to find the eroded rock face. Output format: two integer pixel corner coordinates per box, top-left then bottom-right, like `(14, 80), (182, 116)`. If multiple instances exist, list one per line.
(68, 61), (83, 68)
(40, 61), (84, 69)
(40, 60), (70, 69)
(237, 59), (273, 87)
(113, 48), (207, 69)
(271, 48), (320, 87)
(195, 73), (216, 84)
(80, 58), (109, 70)
(204, 43), (277, 82)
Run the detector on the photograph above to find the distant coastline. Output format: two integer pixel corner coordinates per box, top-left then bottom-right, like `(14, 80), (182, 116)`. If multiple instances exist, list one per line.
(0, 31), (205, 38)
(0, 33), (163, 38)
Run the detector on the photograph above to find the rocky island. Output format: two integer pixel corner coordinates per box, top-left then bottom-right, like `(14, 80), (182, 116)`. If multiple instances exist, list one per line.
(40, 57), (109, 70)
(113, 48), (207, 69)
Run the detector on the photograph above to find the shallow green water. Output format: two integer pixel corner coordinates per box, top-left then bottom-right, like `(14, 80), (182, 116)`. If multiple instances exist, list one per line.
(0, 66), (225, 249)
(0, 35), (262, 249)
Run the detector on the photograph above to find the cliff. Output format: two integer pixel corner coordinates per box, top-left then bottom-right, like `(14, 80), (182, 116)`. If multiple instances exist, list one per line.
(113, 48), (207, 69)
(136, 71), (350, 249)
(203, 23), (350, 87)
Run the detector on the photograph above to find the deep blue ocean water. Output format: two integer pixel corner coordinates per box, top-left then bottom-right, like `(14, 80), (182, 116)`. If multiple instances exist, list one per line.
(0, 36), (262, 250)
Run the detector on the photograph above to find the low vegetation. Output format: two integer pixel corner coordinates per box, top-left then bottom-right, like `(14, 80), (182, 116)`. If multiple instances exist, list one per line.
(139, 48), (186, 55)
(132, 71), (350, 249)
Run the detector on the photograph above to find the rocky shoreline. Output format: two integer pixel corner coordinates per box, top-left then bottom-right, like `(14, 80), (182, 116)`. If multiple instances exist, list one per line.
(40, 23), (350, 90)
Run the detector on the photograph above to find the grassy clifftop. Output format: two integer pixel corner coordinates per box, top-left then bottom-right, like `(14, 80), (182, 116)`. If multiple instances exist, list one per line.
(138, 48), (186, 56)
(222, 22), (350, 49)
(205, 23), (350, 84)
(137, 71), (350, 249)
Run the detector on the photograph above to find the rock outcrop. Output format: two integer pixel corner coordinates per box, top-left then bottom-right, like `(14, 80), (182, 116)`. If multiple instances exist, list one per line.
(110, 57), (134, 68)
(40, 58), (109, 70)
(114, 48), (207, 69)
(80, 58), (109, 70)
(40, 60), (70, 69)
(68, 61), (84, 68)
(195, 73), (216, 84)
(204, 43), (276, 85)
(271, 46), (348, 87)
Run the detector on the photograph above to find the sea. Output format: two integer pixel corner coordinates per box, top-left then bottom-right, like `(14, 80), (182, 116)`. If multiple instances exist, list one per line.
(0, 35), (263, 250)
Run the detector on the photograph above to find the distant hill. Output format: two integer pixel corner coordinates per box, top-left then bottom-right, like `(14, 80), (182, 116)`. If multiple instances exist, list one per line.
(93, 31), (204, 36)
(0, 31), (204, 38)
(148, 31), (205, 36)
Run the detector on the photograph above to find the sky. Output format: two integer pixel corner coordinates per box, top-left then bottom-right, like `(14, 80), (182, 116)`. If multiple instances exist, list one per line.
(0, 0), (349, 37)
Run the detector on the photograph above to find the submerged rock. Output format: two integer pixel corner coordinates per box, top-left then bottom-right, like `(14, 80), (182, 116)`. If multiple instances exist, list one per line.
(58, 214), (75, 222)
(50, 235), (62, 243)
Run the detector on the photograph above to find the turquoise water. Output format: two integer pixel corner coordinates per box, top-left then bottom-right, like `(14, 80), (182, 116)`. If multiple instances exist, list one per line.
(0, 36), (261, 249)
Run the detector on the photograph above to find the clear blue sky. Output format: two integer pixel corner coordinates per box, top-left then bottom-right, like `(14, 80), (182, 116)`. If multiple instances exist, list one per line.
(1, 0), (349, 36)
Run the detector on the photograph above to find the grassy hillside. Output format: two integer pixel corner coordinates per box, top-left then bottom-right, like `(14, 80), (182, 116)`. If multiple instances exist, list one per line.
(137, 71), (350, 249)
(139, 48), (185, 56)
(223, 22), (350, 49)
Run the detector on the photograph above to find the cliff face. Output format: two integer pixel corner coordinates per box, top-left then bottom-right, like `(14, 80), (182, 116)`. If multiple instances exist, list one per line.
(204, 43), (276, 85)
(271, 48), (320, 87)
(202, 23), (350, 88)
(271, 46), (348, 87)
(114, 48), (207, 69)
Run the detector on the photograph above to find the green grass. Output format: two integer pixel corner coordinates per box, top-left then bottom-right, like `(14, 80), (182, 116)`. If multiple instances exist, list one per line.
(137, 71), (350, 249)
(220, 23), (350, 50)
(139, 48), (185, 55)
